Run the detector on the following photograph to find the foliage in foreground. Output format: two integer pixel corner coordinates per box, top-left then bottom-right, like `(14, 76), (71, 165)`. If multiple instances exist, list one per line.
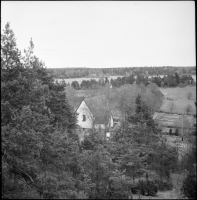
(1, 23), (180, 199)
(1, 22), (80, 199)
(181, 141), (196, 199)
(181, 171), (196, 199)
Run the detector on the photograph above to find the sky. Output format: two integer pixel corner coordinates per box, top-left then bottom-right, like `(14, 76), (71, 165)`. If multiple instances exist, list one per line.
(1, 1), (195, 68)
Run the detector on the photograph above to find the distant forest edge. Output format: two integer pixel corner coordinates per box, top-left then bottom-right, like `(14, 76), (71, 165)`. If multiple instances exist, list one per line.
(48, 66), (196, 79)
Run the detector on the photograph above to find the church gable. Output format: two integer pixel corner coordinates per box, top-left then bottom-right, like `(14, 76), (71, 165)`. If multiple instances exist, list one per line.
(76, 95), (114, 130)
(76, 100), (93, 129)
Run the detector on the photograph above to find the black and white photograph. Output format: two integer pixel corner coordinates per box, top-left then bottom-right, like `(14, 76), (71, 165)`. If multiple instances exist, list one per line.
(1, 1), (196, 199)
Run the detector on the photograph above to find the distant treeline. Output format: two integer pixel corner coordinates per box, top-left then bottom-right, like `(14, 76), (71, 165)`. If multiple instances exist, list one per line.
(48, 66), (196, 79)
(62, 73), (195, 90)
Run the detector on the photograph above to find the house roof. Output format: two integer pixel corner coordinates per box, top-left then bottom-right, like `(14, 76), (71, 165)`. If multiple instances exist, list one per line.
(84, 95), (111, 124)
(111, 110), (122, 119)
(153, 112), (195, 128)
(69, 97), (84, 112)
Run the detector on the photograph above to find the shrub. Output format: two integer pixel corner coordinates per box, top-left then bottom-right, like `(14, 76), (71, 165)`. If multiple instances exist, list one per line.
(130, 182), (139, 194)
(107, 177), (131, 199)
(137, 178), (158, 196)
(174, 128), (179, 136)
(178, 83), (188, 88)
(185, 104), (192, 114)
(186, 91), (192, 100)
(181, 171), (196, 199)
(156, 179), (173, 191)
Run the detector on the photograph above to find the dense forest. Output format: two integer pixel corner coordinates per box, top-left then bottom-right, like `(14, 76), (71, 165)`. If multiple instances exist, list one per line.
(49, 66), (196, 79)
(2, 23), (196, 199)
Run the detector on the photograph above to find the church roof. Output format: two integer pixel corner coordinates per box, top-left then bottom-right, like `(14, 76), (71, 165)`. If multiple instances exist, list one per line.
(84, 95), (111, 124)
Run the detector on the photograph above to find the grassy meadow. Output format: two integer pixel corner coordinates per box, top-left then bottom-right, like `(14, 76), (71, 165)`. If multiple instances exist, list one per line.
(159, 86), (196, 114)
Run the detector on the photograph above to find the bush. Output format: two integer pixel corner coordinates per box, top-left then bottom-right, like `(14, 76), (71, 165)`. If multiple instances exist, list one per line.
(156, 179), (173, 191)
(178, 83), (188, 88)
(107, 177), (131, 199)
(137, 178), (158, 196)
(186, 91), (192, 100)
(130, 182), (139, 194)
(174, 128), (179, 136)
(181, 171), (196, 199)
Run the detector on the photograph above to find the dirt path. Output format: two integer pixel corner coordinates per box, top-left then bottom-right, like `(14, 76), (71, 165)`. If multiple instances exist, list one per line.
(156, 190), (183, 199)
(132, 190), (185, 199)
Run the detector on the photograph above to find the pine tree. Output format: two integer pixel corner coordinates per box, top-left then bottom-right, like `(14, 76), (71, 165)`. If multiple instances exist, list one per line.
(2, 23), (79, 199)
(128, 94), (155, 129)
(135, 94), (143, 114)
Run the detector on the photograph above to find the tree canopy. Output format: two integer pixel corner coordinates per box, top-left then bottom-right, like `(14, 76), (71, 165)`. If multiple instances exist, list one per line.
(2, 23), (79, 199)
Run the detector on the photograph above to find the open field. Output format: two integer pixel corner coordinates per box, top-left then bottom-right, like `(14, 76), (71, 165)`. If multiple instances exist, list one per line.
(159, 86), (196, 115)
(160, 99), (196, 114)
(159, 86), (196, 101)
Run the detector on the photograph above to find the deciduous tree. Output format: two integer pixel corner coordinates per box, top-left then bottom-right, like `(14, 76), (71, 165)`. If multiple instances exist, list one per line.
(186, 91), (192, 100)
(185, 104), (192, 114)
(168, 100), (175, 112)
